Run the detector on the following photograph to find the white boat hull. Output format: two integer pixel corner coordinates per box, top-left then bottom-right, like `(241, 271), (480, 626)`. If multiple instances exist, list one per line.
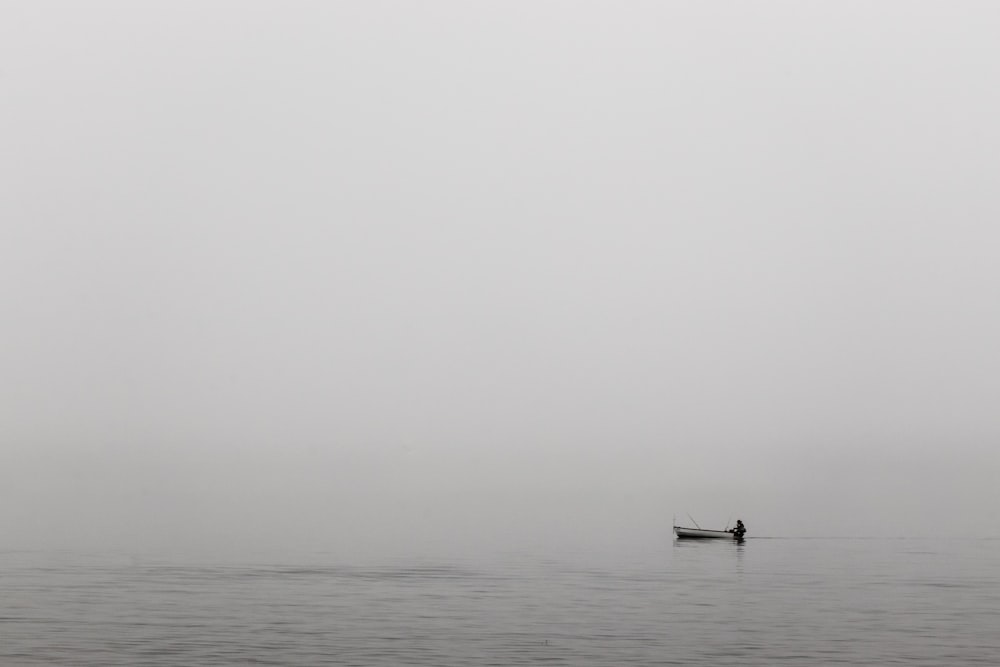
(674, 526), (740, 539)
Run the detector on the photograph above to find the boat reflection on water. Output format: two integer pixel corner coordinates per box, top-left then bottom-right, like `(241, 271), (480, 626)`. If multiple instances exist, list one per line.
(672, 535), (746, 550)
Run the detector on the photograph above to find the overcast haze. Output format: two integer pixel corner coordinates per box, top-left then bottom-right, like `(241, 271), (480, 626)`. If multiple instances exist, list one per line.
(2, 1), (999, 557)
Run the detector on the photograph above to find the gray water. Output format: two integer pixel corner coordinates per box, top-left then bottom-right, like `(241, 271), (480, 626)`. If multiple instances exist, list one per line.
(2, 538), (998, 665)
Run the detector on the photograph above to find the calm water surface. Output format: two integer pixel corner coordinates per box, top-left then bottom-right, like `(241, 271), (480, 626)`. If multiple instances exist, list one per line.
(2, 538), (998, 665)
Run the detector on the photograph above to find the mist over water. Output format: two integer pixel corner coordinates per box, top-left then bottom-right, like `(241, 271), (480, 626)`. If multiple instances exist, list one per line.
(3, 1), (1000, 556)
(2, 3), (1000, 663)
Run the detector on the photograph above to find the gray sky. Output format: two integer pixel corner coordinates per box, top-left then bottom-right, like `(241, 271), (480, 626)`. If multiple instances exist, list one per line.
(2, 1), (999, 557)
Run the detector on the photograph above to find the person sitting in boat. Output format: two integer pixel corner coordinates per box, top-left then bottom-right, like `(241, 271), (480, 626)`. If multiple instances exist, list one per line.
(733, 519), (746, 539)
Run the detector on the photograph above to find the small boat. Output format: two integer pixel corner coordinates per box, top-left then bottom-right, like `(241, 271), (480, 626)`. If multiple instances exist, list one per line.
(674, 518), (746, 540)
(674, 526), (741, 539)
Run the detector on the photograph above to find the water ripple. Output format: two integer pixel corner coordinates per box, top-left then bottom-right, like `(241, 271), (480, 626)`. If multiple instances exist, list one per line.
(1, 540), (999, 665)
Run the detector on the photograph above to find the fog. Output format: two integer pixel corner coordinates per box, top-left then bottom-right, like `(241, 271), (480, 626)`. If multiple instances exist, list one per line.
(2, 1), (999, 558)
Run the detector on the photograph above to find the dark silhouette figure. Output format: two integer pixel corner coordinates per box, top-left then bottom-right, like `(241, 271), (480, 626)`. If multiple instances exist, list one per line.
(733, 519), (746, 540)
